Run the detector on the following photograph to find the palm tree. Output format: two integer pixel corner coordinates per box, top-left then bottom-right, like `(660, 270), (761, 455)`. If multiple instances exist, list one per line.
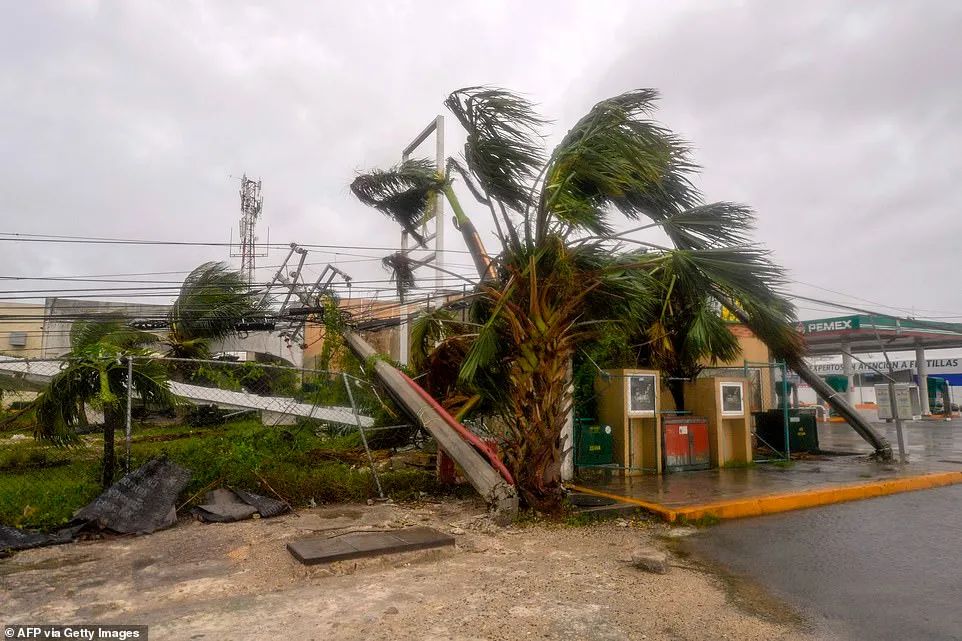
(25, 320), (175, 487)
(350, 87), (878, 512)
(166, 261), (270, 364)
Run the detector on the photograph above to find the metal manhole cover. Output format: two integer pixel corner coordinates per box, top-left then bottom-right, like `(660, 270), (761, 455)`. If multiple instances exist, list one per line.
(568, 493), (616, 507)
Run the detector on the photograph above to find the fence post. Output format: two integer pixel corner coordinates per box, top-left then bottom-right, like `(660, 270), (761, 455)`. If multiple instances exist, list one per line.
(342, 373), (385, 499)
(781, 361), (791, 461)
(125, 355), (134, 472)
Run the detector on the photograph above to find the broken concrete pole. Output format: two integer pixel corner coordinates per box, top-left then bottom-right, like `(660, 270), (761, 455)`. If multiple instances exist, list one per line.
(344, 330), (518, 521)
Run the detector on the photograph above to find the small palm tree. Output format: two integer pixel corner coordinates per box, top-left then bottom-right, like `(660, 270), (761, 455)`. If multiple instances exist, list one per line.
(25, 320), (175, 487)
(351, 87), (877, 511)
(166, 262), (270, 363)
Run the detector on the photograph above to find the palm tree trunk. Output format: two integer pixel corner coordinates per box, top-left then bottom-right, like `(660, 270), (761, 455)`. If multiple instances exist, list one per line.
(442, 185), (497, 282)
(500, 329), (574, 513)
(101, 407), (122, 488)
(667, 377), (685, 410)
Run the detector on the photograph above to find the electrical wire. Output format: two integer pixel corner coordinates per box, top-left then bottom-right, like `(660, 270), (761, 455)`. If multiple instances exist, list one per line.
(0, 231), (475, 254)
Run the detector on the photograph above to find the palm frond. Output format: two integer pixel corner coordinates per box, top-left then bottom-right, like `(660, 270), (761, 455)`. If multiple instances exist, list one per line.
(577, 244), (661, 327)
(658, 202), (755, 249)
(381, 252), (417, 299)
(24, 342), (178, 445)
(445, 86), (545, 213)
(28, 363), (98, 445)
(445, 157), (490, 205)
(350, 158), (448, 245)
(71, 319), (159, 352)
(168, 262), (267, 348)
(459, 320), (500, 384)
(657, 247), (803, 359)
(540, 89), (698, 239)
(409, 307), (464, 372)
(680, 300), (742, 365)
(724, 295), (803, 360)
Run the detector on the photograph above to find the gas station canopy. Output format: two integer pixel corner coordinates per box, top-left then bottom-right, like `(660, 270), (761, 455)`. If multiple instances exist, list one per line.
(799, 314), (962, 356)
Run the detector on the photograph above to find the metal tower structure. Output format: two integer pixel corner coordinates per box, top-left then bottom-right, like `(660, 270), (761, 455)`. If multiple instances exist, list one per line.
(259, 242), (353, 349)
(396, 115), (444, 366)
(232, 174), (265, 283)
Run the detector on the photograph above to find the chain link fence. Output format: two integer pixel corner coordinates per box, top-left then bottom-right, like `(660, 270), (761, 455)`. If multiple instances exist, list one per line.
(0, 356), (436, 532)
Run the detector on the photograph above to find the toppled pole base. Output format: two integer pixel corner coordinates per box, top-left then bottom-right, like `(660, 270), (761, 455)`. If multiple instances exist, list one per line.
(344, 330), (519, 520)
(787, 355), (893, 461)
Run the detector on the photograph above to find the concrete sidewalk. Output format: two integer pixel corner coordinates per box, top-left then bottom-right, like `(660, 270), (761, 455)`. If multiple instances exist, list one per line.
(571, 420), (962, 522)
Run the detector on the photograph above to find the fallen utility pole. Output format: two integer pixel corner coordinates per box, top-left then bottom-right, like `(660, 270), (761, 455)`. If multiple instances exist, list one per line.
(344, 329), (518, 520)
(786, 354), (893, 459)
(717, 298), (893, 460)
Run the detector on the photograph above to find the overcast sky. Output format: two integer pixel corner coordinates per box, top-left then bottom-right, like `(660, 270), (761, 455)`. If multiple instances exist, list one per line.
(2, 0), (961, 322)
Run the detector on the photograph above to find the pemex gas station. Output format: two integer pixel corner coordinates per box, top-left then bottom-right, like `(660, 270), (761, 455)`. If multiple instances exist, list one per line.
(797, 314), (962, 417)
(568, 312), (962, 521)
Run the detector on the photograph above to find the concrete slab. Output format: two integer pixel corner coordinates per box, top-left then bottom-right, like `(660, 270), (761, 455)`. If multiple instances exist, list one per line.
(287, 526), (455, 565)
(571, 420), (962, 522)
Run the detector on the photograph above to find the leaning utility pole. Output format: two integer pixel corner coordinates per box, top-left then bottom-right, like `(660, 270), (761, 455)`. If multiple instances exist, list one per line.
(233, 174), (264, 284)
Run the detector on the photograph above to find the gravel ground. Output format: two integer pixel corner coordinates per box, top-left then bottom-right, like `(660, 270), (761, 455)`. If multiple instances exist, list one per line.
(1, 499), (830, 641)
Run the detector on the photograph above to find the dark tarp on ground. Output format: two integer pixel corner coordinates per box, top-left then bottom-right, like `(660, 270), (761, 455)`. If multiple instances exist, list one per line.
(231, 487), (290, 518)
(0, 524), (84, 557)
(190, 487), (290, 523)
(74, 458), (191, 534)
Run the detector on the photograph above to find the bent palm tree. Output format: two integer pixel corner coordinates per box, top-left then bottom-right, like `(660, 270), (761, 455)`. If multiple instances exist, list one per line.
(352, 86), (886, 512)
(166, 262), (270, 362)
(24, 320), (175, 487)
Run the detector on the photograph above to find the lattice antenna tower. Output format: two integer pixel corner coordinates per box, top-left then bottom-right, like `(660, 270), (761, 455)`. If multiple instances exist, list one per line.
(233, 174), (265, 283)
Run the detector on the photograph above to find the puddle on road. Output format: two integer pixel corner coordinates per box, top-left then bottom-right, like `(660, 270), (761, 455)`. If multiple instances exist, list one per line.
(662, 534), (810, 632)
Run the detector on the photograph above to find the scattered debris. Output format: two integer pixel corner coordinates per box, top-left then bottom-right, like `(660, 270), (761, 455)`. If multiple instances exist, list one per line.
(191, 487), (290, 523)
(0, 524), (83, 557)
(2, 459), (190, 555)
(630, 545), (670, 574)
(74, 458), (191, 535)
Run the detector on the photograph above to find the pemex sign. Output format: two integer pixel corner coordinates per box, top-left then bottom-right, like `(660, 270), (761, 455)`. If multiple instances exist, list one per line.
(797, 315), (860, 334)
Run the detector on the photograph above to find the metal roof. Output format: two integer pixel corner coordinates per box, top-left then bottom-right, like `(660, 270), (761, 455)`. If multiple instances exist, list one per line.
(799, 314), (962, 355)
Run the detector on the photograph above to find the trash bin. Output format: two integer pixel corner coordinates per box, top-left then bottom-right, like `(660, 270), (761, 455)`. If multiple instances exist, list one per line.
(753, 409), (819, 454)
(574, 420), (614, 467)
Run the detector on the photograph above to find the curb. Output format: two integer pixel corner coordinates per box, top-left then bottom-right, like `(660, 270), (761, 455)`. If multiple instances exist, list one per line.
(568, 471), (962, 523)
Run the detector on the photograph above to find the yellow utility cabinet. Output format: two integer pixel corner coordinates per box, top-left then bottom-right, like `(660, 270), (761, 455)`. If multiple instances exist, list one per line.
(594, 369), (662, 476)
(683, 376), (753, 467)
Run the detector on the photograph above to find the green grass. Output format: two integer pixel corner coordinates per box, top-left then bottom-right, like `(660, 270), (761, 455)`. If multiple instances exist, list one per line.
(677, 513), (721, 527)
(1, 417), (437, 531)
(0, 439), (97, 528)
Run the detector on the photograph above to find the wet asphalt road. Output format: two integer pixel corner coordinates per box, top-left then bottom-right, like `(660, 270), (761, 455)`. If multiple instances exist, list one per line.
(686, 485), (962, 641)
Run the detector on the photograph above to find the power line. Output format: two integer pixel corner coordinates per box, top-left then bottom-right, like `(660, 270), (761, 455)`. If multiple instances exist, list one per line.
(0, 231), (474, 254)
(789, 278), (962, 318)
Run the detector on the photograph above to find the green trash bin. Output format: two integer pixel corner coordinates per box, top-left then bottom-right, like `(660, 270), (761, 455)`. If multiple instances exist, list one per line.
(574, 420), (614, 467)
(753, 409), (819, 454)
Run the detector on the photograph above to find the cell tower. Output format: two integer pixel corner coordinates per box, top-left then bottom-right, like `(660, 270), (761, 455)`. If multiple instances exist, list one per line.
(233, 174), (264, 283)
